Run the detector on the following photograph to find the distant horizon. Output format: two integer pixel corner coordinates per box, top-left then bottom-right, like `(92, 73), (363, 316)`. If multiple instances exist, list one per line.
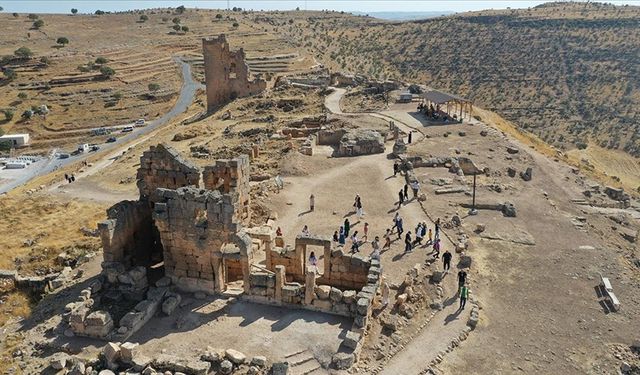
(1, 0), (638, 15)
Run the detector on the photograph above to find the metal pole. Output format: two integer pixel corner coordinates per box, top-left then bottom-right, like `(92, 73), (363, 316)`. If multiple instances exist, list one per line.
(472, 174), (476, 209)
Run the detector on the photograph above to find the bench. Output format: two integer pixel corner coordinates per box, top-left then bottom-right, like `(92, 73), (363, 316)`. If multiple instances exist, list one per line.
(607, 291), (621, 312)
(600, 276), (613, 292)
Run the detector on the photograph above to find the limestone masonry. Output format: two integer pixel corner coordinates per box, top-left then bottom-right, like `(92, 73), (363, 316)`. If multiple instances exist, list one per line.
(72, 144), (378, 367)
(203, 34), (266, 111)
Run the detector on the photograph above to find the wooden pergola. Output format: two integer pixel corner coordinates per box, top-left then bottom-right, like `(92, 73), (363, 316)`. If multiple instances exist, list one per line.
(421, 90), (473, 120)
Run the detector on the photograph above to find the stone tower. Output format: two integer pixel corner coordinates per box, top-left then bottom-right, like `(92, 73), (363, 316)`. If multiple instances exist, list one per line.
(202, 34), (266, 111)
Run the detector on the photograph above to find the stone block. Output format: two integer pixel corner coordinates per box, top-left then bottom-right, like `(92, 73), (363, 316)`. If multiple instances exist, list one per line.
(332, 352), (354, 370)
(272, 361), (289, 375)
(315, 285), (331, 300)
(103, 342), (120, 363)
(342, 290), (356, 304)
(225, 349), (246, 365)
(120, 342), (139, 363)
(162, 295), (181, 315)
(250, 356), (267, 367)
(356, 297), (370, 315)
(343, 330), (361, 349)
(329, 287), (343, 302)
(49, 352), (70, 370)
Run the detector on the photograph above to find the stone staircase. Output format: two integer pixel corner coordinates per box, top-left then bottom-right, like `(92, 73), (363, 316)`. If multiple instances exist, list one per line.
(285, 349), (329, 375)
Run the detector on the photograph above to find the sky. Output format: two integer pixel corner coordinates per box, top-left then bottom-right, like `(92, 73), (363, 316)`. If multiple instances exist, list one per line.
(1, 0), (637, 14)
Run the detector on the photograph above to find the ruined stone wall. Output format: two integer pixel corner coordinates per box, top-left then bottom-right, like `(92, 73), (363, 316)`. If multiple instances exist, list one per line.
(336, 129), (385, 157)
(153, 187), (253, 293)
(202, 155), (251, 224)
(98, 200), (156, 268)
(203, 34), (266, 111)
(137, 144), (201, 203)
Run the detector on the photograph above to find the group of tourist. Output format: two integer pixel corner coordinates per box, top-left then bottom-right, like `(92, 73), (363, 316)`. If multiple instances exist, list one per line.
(64, 173), (76, 183)
(296, 171), (469, 312)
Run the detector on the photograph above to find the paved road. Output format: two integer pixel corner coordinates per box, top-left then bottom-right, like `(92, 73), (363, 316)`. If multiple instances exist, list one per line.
(0, 57), (202, 194)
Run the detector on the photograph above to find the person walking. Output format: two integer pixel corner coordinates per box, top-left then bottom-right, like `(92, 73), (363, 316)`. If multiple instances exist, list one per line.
(411, 180), (420, 199)
(276, 227), (283, 237)
(443, 249), (452, 271)
(398, 189), (404, 209)
(339, 226), (346, 245)
(435, 218), (441, 240)
(397, 216), (404, 239)
(403, 184), (409, 201)
(356, 196), (364, 218)
(309, 194), (315, 212)
(404, 231), (412, 253)
(301, 225), (310, 236)
(433, 238), (441, 258)
(371, 236), (380, 260)
(420, 222), (427, 246)
(344, 218), (350, 237)
(363, 222), (369, 240)
(393, 161), (399, 177)
(427, 227), (433, 245)
(457, 270), (467, 291)
(391, 212), (399, 233)
(459, 284), (469, 310)
(351, 231), (360, 253)
(353, 194), (360, 215)
(333, 230), (339, 242)
(64, 173), (69, 182)
(383, 228), (392, 250)
(413, 223), (423, 246)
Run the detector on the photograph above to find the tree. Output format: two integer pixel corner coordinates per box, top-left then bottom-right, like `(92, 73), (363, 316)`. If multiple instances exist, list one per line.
(95, 10), (105, 15)
(71, 8), (78, 15)
(33, 19), (45, 29)
(40, 56), (51, 65)
(112, 92), (123, 101)
(181, 25), (189, 33)
(176, 5), (186, 14)
(3, 68), (17, 81)
(14, 47), (33, 58)
(99, 66), (115, 79)
(28, 13), (39, 20)
(21, 110), (33, 120)
(56, 37), (69, 46)
(172, 24), (181, 32)
(161, 17), (169, 22)
(3, 110), (14, 122)
(139, 14), (149, 22)
(232, 22), (239, 28)
(215, 13), (223, 19)
(148, 83), (160, 92)
(13, 13), (19, 18)
(18, 92), (28, 100)
(172, 17), (180, 24)
(95, 56), (108, 64)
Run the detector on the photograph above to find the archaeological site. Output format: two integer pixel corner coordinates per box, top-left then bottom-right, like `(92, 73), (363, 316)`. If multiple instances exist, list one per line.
(0, 3), (639, 375)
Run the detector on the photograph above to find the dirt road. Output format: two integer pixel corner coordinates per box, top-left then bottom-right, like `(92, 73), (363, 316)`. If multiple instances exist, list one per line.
(1, 57), (202, 194)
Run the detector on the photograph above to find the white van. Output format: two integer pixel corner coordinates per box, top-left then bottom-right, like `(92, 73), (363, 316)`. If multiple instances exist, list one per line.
(122, 126), (134, 133)
(77, 144), (90, 153)
(134, 119), (146, 127)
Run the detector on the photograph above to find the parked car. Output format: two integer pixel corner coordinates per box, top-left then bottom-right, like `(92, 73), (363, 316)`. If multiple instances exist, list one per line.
(106, 136), (117, 143)
(58, 153), (70, 159)
(134, 119), (146, 127)
(121, 126), (134, 133)
(90, 145), (100, 152)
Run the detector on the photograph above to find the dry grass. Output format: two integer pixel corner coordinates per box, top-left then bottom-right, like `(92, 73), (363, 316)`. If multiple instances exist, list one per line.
(0, 195), (105, 270)
(567, 144), (640, 192)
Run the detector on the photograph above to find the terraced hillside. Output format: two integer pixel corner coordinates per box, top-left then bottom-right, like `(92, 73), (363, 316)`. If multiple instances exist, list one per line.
(0, 9), (312, 152)
(275, 2), (640, 160)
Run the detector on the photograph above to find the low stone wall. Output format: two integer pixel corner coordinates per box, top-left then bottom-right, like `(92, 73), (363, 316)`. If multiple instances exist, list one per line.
(317, 129), (347, 146)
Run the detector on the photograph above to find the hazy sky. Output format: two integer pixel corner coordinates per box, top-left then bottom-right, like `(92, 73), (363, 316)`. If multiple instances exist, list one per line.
(1, 0), (638, 14)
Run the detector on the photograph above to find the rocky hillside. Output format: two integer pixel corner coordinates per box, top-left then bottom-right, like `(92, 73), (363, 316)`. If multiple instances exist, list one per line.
(276, 2), (640, 157)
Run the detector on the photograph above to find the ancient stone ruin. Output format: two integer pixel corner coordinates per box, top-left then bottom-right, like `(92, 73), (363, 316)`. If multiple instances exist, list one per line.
(203, 34), (266, 111)
(66, 143), (378, 369)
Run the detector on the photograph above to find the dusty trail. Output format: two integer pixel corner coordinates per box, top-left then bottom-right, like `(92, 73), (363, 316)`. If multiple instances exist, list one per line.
(320, 88), (471, 374)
